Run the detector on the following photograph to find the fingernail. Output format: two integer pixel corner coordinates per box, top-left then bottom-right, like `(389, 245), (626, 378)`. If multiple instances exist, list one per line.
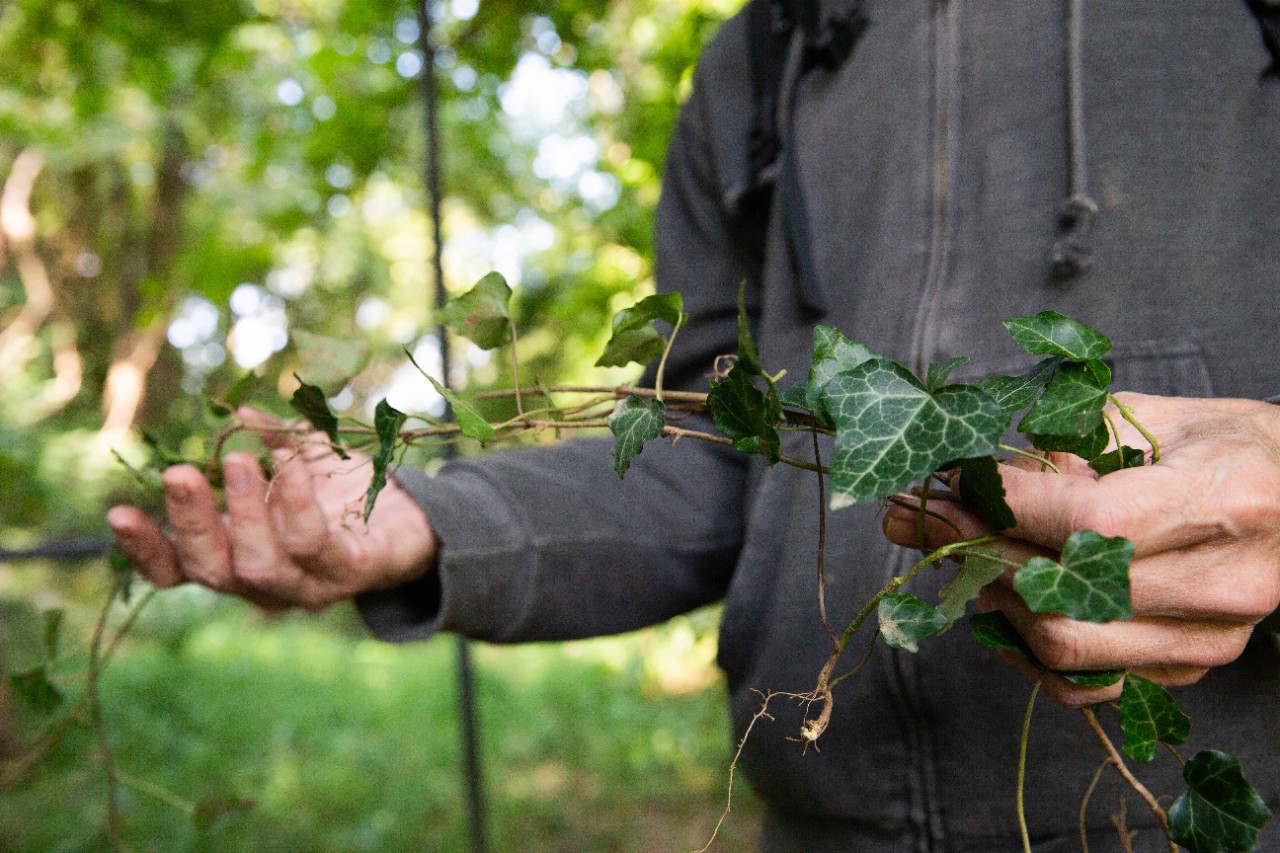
(168, 482), (193, 503)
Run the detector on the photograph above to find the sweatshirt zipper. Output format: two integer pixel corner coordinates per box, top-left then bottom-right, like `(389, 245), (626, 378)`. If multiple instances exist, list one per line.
(908, 0), (962, 377)
(896, 2), (962, 851)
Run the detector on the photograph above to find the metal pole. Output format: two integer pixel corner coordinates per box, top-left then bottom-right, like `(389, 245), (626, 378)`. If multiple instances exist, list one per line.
(416, 3), (490, 852)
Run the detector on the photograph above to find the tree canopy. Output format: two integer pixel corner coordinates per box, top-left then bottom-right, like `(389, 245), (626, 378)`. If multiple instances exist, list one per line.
(0, 0), (740, 541)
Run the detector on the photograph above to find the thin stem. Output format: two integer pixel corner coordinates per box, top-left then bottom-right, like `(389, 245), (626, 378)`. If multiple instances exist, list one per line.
(115, 769), (195, 815)
(1109, 395), (1160, 463)
(812, 429), (837, 648)
(916, 481), (930, 554)
(660, 426), (828, 474)
(87, 579), (125, 851)
(1103, 411), (1123, 452)
(835, 535), (999, 653)
(473, 384), (709, 404)
(1000, 443), (1062, 474)
(1078, 757), (1109, 853)
(1079, 707), (1176, 853)
(1018, 675), (1044, 853)
(509, 322), (524, 416)
(828, 632), (880, 690)
(693, 690), (775, 853)
(653, 314), (684, 403)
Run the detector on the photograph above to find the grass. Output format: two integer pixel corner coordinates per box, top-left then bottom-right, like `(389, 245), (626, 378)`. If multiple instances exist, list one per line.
(0, 570), (761, 853)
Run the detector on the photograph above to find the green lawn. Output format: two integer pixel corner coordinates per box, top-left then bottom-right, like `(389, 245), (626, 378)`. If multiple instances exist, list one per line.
(0, 574), (761, 852)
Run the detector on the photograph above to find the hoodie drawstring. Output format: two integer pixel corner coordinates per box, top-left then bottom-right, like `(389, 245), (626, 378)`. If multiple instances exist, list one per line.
(1049, 0), (1097, 283)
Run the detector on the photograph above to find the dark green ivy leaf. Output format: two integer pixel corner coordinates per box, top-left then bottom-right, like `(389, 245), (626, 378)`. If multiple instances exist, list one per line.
(440, 271), (513, 350)
(968, 611), (1124, 685)
(10, 667), (63, 714)
(1168, 750), (1272, 853)
(1089, 445), (1146, 477)
(289, 376), (349, 459)
(363, 399), (407, 524)
(957, 456), (1016, 530)
(1118, 674), (1190, 763)
(1003, 311), (1112, 361)
(878, 593), (948, 652)
(608, 395), (666, 478)
(823, 359), (1008, 508)
(707, 363), (781, 464)
(1027, 422), (1111, 459)
(978, 357), (1063, 417)
(1013, 530), (1133, 623)
(926, 357), (969, 393)
(595, 292), (685, 368)
(1017, 361), (1110, 440)
(970, 611), (1036, 658)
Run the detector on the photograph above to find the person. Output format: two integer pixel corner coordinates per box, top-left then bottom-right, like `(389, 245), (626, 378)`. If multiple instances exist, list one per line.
(108, 1), (1280, 849)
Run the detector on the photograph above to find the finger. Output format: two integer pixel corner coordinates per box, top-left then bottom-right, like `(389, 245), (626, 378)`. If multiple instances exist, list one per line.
(220, 452), (314, 601)
(267, 448), (348, 578)
(984, 584), (1254, 672)
(995, 651), (1208, 708)
(162, 465), (235, 591)
(106, 505), (185, 588)
(1124, 548), (1280, 622)
(883, 496), (1055, 566)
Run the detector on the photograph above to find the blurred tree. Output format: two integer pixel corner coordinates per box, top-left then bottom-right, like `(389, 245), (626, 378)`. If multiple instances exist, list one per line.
(0, 0), (740, 541)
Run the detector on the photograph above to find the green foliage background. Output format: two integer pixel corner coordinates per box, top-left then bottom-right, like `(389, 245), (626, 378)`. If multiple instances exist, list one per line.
(0, 0), (757, 848)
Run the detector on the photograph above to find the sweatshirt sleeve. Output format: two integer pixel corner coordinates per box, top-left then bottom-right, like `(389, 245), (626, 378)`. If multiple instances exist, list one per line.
(357, 15), (761, 643)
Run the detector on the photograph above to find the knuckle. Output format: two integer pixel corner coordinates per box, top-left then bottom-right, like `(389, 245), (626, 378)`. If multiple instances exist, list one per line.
(1069, 501), (1131, 540)
(1027, 620), (1088, 671)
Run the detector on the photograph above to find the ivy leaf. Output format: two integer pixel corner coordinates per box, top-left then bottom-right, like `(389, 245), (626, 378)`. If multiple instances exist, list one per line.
(878, 593), (948, 652)
(423, 374), (494, 444)
(957, 456), (1016, 530)
(979, 357), (1062, 417)
(1013, 531), (1133, 622)
(926, 357), (969, 393)
(805, 325), (874, 423)
(1089, 446), (1145, 476)
(735, 283), (764, 377)
(968, 612), (1123, 685)
(1017, 361), (1110, 440)
(289, 376), (350, 459)
(970, 611), (1036, 658)
(440, 272), (513, 350)
(595, 293), (685, 368)
(362, 400), (407, 524)
(293, 330), (370, 393)
(707, 362), (781, 464)
(823, 359), (1008, 508)
(1027, 422), (1111, 459)
(1119, 674), (1191, 763)
(208, 371), (259, 417)
(608, 395), (665, 478)
(938, 549), (1007, 628)
(778, 380), (812, 411)
(10, 667), (63, 714)
(1168, 751), (1272, 853)
(1003, 311), (1112, 361)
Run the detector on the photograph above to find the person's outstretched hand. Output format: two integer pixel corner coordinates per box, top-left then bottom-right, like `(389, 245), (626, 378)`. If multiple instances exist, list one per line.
(883, 392), (1280, 706)
(106, 409), (437, 611)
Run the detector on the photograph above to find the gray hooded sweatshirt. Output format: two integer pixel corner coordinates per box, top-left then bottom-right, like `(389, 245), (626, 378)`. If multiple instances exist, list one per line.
(361, 1), (1280, 849)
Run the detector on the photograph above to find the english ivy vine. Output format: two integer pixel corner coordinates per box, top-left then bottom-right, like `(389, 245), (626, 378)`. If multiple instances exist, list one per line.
(9, 273), (1271, 853)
